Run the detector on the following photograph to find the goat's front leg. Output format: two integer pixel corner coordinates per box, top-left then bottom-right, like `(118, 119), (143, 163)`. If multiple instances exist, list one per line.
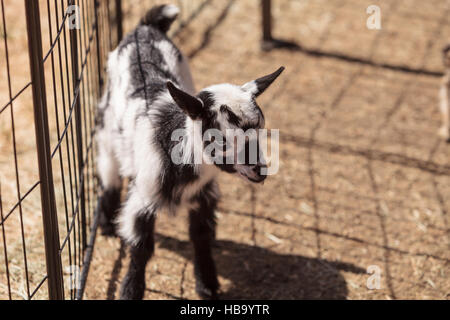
(189, 184), (220, 300)
(118, 189), (157, 300)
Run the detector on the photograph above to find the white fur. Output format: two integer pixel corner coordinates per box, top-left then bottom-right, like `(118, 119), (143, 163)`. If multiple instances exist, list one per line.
(155, 40), (195, 94)
(117, 184), (156, 245)
(204, 83), (263, 128)
(242, 80), (259, 96)
(97, 130), (121, 189)
(162, 4), (180, 19)
(155, 40), (180, 74)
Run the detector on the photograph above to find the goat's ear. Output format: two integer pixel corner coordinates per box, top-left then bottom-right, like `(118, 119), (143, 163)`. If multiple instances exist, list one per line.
(167, 82), (203, 119)
(242, 67), (285, 98)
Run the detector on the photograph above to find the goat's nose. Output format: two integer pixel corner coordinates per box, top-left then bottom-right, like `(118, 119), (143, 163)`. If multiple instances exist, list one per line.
(251, 165), (267, 183)
(253, 163), (267, 172)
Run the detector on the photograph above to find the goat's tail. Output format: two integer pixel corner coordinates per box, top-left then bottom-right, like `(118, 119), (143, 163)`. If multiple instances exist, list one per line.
(140, 4), (179, 34)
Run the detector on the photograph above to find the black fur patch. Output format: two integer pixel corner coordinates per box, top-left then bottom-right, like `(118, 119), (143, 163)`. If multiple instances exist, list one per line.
(99, 187), (122, 236)
(197, 91), (220, 132)
(220, 104), (241, 127)
(197, 91), (215, 109)
(140, 5), (178, 34)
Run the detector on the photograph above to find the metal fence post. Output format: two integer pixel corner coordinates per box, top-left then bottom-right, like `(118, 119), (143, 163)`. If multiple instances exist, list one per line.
(69, 8), (87, 253)
(94, 0), (104, 91)
(24, 0), (64, 300)
(115, 0), (123, 43)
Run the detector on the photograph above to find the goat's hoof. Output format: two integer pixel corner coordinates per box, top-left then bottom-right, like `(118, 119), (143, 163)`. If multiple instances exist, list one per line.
(119, 277), (145, 300)
(196, 283), (219, 300)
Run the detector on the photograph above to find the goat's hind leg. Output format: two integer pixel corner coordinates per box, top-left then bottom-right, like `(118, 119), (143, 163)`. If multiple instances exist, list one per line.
(189, 183), (220, 300)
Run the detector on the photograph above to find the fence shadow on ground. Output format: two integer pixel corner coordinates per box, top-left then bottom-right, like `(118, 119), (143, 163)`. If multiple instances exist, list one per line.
(156, 234), (366, 300)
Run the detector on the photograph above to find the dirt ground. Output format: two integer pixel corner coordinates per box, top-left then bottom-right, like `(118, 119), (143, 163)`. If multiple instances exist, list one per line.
(1, 0), (449, 300)
(82, 0), (450, 300)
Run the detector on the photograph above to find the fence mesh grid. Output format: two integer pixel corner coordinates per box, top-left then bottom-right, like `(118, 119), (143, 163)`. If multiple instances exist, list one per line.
(0, 0), (210, 300)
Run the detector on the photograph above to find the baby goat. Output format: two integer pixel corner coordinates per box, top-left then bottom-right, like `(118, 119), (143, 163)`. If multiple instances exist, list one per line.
(439, 44), (450, 142)
(96, 4), (284, 300)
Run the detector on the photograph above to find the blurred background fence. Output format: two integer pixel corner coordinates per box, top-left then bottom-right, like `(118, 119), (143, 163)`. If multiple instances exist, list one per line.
(0, 0), (215, 300)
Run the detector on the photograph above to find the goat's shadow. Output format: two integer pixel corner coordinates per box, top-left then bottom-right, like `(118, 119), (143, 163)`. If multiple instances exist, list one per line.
(155, 234), (366, 300)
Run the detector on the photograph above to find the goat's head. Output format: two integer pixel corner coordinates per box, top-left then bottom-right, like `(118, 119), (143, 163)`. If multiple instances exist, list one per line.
(167, 67), (285, 184)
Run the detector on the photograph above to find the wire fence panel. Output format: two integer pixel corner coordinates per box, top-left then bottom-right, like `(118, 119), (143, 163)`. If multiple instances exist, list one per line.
(0, 0), (212, 300)
(1, 0), (46, 300)
(0, 0), (113, 300)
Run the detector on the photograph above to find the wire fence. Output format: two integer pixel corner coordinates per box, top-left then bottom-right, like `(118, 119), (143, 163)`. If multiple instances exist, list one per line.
(0, 0), (212, 300)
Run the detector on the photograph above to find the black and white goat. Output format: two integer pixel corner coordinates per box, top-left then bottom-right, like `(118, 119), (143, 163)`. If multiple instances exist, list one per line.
(439, 44), (450, 142)
(96, 4), (284, 300)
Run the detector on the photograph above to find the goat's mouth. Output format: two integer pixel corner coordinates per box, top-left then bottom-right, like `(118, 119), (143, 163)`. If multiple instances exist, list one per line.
(237, 169), (266, 184)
